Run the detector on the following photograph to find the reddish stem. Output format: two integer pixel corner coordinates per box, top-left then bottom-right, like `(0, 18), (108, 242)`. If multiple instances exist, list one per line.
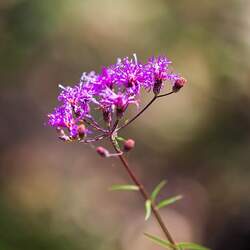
(118, 91), (174, 131)
(111, 138), (177, 249)
(118, 96), (157, 131)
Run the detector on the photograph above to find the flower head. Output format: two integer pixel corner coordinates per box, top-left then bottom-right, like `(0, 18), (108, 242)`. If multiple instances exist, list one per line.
(116, 57), (141, 92)
(47, 54), (186, 142)
(143, 56), (173, 94)
(47, 104), (77, 139)
(146, 56), (172, 81)
(100, 88), (139, 118)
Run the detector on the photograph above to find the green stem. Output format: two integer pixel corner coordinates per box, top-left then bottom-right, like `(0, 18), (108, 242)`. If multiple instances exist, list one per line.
(110, 138), (177, 250)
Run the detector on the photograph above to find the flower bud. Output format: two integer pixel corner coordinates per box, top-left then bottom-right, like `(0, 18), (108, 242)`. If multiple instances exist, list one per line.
(96, 146), (109, 157)
(116, 98), (128, 119)
(172, 77), (187, 92)
(153, 79), (163, 95)
(123, 139), (135, 152)
(77, 124), (86, 139)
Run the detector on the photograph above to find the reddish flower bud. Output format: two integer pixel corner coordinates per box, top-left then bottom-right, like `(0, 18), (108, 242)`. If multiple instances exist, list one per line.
(77, 124), (86, 139)
(96, 146), (109, 157)
(172, 77), (187, 92)
(124, 139), (135, 152)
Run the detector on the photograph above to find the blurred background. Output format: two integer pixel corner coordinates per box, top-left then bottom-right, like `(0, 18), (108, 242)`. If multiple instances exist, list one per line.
(0, 0), (250, 249)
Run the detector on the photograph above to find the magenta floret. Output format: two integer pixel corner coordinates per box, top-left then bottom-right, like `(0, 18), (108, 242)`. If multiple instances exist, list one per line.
(47, 54), (186, 141)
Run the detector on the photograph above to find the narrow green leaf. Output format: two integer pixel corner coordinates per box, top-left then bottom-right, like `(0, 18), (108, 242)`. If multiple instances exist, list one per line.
(151, 180), (167, 202)
(156, 195), (183, 209)
(116, 136), (125, 142)
(177, 242), (210, 250)
(144, 233), (174, 249)
(109, 184), (139, 191)
(145, 200), (152, 220)
(112, 137), (121, 150)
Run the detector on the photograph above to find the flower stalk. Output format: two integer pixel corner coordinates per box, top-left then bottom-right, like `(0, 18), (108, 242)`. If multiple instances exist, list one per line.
(118, 90), (174, 131)
(110, 137), (177, 250)
(45, 54), (211, 250)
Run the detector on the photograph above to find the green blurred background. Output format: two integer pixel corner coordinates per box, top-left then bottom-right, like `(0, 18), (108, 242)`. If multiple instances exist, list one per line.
(0, 0), (250, 249)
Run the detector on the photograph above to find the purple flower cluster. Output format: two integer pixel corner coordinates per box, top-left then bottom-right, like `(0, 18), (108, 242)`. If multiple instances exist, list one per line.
(47, 54), (186, 141)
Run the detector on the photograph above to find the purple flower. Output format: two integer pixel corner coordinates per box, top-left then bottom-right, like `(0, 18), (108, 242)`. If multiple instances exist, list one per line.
(47, 54), (186, 142)
(146, 56), (172, 81)
(48, 104), (73, 128)
(100, 87), (139, 118)
(110, 54), (148, 96)
(144, 56), (181, 95)
(48, 104), (78, 138)
(80, 71), (97, 84)
(98, 66), (117, 90)
(57, 81), (94, 119)
(48, 103), (90, 140)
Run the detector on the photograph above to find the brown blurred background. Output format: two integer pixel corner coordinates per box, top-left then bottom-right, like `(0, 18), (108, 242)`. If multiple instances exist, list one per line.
(0, 0), (250, 249)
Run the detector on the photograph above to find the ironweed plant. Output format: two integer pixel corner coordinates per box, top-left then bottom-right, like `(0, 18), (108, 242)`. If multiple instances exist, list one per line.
(47, 54), (209, 250)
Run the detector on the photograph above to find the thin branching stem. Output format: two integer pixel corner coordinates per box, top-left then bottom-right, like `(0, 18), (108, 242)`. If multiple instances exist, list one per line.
(84, 118), (107, 132)
(118, 91), (174, 131)
(110, 138), (177, 250)
(81, 133), (108, 143)
(83, 91), (175, 144)
(157, 91), (174, 98)
(110, 119), (120, 135)
(118, 96), (157, 131)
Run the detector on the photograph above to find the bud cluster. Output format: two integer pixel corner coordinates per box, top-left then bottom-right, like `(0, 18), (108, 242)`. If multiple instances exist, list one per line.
(95, 138), (135, 158)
